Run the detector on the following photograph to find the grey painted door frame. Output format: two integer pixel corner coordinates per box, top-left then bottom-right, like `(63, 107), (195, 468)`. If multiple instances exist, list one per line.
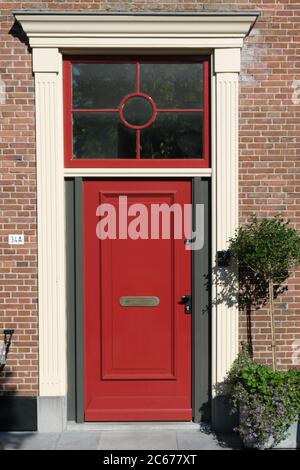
(65, 177), (211, 423)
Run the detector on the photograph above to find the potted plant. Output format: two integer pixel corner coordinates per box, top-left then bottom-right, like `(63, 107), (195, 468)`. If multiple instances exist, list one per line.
(223, 349), (300, 449)
(225, 217), (300, 448)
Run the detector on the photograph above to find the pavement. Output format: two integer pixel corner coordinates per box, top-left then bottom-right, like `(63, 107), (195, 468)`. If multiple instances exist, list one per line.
(0, 428), (242, 450)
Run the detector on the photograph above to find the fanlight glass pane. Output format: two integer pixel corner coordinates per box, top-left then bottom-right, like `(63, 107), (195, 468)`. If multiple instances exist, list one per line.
(73, 113), (136, 159)
(140, 63), (203, 109)
(72, 63), (135, 109)
(140, 113), (203, 159)
(69, 60), (206, 161)
(122, 96), (154, 127)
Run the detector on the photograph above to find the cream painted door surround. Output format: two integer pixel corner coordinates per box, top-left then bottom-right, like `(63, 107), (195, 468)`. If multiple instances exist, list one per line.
(15, 13), (258, 405)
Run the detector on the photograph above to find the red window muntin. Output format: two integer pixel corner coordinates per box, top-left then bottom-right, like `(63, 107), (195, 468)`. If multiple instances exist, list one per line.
(63, 56), (210, 169)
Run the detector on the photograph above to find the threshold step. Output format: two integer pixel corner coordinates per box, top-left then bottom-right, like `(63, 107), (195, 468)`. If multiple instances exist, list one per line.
(67, 421), (201, 431)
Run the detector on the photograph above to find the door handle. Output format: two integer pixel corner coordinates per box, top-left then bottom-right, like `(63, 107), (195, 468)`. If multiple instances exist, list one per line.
(179, 294), (192, 314)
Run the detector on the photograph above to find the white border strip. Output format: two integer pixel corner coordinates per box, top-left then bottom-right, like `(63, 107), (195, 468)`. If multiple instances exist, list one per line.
(64, 168), (213, 178)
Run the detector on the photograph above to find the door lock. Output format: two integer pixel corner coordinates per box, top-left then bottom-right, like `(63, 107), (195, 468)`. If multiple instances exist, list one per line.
(180, 294), (192, 314)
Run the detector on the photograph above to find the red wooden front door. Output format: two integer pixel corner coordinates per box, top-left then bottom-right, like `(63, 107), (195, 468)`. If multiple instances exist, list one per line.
(84, 180), (192, 421)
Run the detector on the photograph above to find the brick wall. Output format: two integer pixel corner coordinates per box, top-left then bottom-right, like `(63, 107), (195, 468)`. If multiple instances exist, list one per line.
(0, 8), (37, 396)
(0, 1), (299, 395)
(238, 2), (300, 369)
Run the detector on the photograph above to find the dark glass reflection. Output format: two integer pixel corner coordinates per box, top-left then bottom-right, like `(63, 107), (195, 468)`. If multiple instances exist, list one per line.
(73, 113), (136, 159)
(140, 113), (203, 159)
(72, 64), (135, 109)
(122, 96), (154, 127)
(140, 63), (203, 109)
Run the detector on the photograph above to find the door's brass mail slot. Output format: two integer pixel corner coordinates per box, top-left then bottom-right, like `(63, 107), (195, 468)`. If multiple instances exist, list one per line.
(119, 296), (160, 307)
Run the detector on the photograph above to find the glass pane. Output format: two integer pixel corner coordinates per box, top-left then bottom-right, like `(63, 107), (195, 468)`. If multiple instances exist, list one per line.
(72, 64), (135, 109)
(122, 96), (154, 127)
(140, 113), (203, 159)
(73, 113), (136, 159)
(140, 63), (203, 109)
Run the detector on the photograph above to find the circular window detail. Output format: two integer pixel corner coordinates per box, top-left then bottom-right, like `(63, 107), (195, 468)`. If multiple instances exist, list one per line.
(119, 93), (157, 129)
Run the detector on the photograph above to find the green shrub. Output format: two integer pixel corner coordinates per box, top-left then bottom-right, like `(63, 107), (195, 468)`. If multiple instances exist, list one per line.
(223, 351), (300, 449)
(229, 217), (300, 370)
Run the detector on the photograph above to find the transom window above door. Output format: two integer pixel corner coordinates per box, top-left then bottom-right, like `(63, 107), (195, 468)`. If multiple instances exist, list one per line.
(63, 57), (210, 168)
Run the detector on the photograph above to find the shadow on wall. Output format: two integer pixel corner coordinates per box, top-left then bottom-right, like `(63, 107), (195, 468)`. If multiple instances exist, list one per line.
(0, 329), (37, 437)
(209, 262), (287, 357)
(0, 368), (19, 449)
(0, 364), (37, 449)
(9, 19), (30, 47)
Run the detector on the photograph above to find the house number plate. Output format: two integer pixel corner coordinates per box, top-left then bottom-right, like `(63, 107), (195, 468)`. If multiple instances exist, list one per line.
(119, 296), (160, 307)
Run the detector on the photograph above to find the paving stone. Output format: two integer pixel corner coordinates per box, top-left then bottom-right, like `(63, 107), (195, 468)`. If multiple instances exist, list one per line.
(176, 430), (223, 450)
(55, 431), (102, 450)
(98, 430), (178, 450)
(0, 432), (60, 450)
(0, 429), (242, 451)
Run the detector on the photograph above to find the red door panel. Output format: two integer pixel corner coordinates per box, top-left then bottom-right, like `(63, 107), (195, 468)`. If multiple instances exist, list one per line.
(84, 180), (192, 421)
